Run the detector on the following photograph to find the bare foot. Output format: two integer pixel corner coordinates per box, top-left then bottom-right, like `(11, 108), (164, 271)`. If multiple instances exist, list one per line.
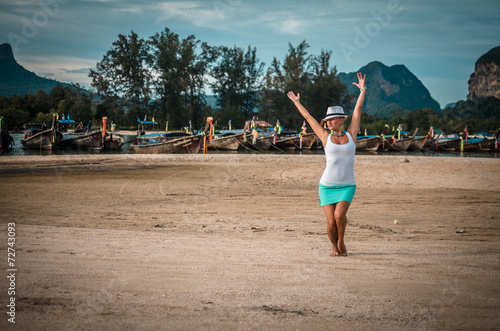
(338, 241), (348, 256)
(329, 247), (340, 257)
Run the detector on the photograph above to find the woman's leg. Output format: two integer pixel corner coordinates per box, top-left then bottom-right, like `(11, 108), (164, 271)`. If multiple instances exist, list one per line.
(323, 204), (339, 256)
(334, 201), (351, 256)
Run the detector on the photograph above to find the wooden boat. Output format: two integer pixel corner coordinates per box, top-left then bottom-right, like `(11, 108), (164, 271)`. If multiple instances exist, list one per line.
(130, 132), (203, 154)
(385, 136), (412, 151)
(408, 136), (428, 151)
(430, 137), (461, 151)
(355, 135), (381, 151)
(1, 130), (14, 152)
(461, 138), (491, 151)
(249, 134), (274, 151)
(103, 132), (125, 151)
(274, 132), (317, 150)
(58, 130), (103, 151)
(385, 128), (420, 152)
(273, 131), (301, 150)
(209, 132), (244, 151)
(21, 128), (63, 150)
(298, 132), (317, 150)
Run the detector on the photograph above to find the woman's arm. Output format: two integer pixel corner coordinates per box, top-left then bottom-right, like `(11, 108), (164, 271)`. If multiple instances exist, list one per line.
(287, 91), (329, 146)
(347, 72), (367, 142)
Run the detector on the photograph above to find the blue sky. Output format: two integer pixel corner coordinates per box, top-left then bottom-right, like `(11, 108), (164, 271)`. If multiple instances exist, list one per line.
(1, 0), (499, 108)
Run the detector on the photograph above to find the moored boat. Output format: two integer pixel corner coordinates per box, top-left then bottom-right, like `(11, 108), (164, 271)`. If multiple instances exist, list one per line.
(355, 135), (381, 152)
(430, 137), (461, 151)
(130, 132), (203, 154)
(273, 131), (301, 150)
(273, 132), (316, 150)
(209, 132), (245, 151)
(58, 130), (103, 151)
(385, 128), (420, 152)
(408, 136), (428, 151)
(21, 115), (63, 150)
(21, 128), (63, 150)
(1, 130), (14, 152)
(460, 138), (491, 151)
(103, 132), (125, 151)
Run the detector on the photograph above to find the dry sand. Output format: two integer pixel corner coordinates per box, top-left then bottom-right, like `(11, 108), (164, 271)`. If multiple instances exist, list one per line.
(0, 154), (499, 330)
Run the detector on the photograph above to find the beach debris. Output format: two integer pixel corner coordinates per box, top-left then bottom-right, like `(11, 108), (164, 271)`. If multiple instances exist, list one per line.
(152, 216), (157, 219)
(456, 229), (466, 234)
(393, 219), (398, 224)
(251, 227), (265, 232)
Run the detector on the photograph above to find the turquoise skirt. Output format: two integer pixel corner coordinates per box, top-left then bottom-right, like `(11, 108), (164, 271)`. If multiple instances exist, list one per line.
(318, 184), (356, 206)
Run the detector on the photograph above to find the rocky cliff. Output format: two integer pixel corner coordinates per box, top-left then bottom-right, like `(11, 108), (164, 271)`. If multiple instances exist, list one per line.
(0, 43), (72, 96)
(338, 61), (441, 118)
(467, 46), (500, 100)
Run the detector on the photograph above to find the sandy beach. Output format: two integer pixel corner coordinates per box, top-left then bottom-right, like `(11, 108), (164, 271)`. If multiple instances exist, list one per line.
(0, 154), (499, 330)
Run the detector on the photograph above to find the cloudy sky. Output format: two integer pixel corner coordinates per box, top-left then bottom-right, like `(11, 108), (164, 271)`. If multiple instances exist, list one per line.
(1, 0), (499, 108)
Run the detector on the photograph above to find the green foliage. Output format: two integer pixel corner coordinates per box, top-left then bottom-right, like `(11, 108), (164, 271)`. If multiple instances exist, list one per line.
(0, 83), (98, 129)
(209, 45), (265, 128)
(0, 105), (29, 130)
(89, 31), (151, 121)
(260, 41), (353, 131)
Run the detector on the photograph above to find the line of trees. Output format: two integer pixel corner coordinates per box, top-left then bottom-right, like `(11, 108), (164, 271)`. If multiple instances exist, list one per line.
(87, 29), (353, 131)
(0, 84), (93, 129)
(1, 27), (499, 134)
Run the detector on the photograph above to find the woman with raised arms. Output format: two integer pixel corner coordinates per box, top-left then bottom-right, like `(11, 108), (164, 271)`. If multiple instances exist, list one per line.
(287, 72), (367, 256)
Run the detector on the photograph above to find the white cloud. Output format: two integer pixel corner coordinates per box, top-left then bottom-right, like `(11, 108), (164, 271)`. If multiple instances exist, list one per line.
(114, 5), (142, 15)
(154, 1), (232, 26)
(258, 12), (306, 35)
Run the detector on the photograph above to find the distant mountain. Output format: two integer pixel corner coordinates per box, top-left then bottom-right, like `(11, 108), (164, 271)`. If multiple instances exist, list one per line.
(467, 46), (500, 100)
(0, 43), (73, 97)
(338, 61), (441, 118)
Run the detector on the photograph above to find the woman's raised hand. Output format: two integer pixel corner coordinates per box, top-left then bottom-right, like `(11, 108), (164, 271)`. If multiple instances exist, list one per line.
(287, 91), (300, 102)
(352, 72), (366, 89)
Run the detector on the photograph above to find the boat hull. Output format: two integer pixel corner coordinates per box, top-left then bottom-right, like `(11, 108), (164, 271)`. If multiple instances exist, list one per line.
(59, 130), (103, 151)
(356, 136), (381, 152)
(386, 137), (413, 151)
(273, 133), (317, 150)
(1, 130), (14, 152)
(131, 134), (203, 154)
(408, 136), (427, 151)
(21, 129), (62, 150)
(103, 133), (125, 151)
(209, 133), (244, 151)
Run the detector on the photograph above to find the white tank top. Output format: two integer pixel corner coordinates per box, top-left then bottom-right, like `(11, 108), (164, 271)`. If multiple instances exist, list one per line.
(319, 132), (356, 186)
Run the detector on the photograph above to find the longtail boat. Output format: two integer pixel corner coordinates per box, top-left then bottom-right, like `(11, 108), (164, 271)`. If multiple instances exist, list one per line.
(273, 132), (317, 150)
(209, 131), (245, 151)
(21, 128), (63, 150)
(385, 128), (420, 152)
(273, 131), (300, 150)
(58, 130), (102, 151)
(430, 137), (461, 151)
(1, 130), (14, 152)
(21, 114), (63, 150)
(461, 138), (491, 151)
(103, 132), (125, 151)
(355, 135), (381, 151)
(131, 132), (203, 154)
(408, 136), (428, 151)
